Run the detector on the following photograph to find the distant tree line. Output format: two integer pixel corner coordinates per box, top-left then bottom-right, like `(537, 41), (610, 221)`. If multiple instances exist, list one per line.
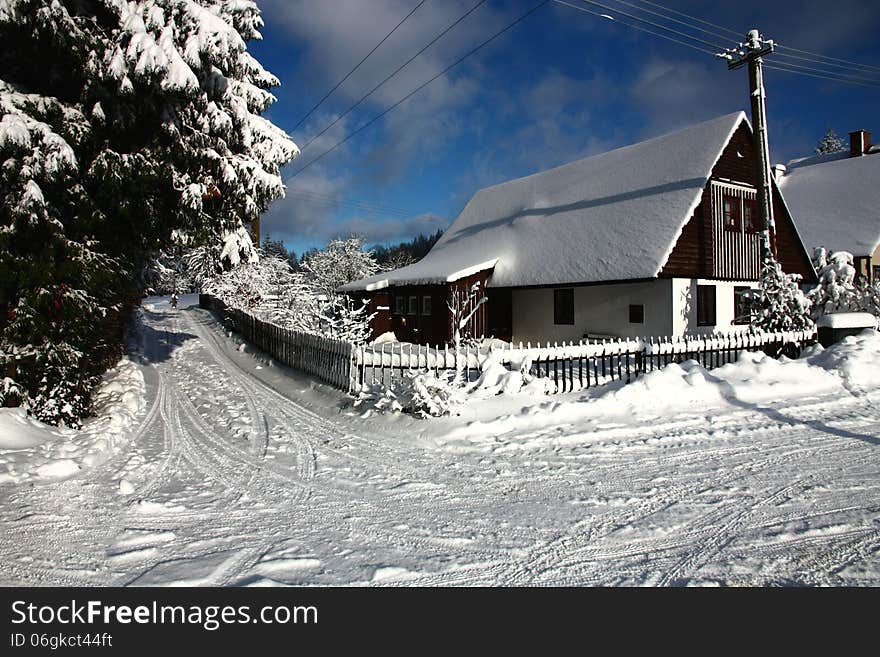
(261, 228), (444, 272)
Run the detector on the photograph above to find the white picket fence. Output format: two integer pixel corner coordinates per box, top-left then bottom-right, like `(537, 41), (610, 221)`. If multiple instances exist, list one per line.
(199, 294), (817, 396)
(352, 328), (818, 393)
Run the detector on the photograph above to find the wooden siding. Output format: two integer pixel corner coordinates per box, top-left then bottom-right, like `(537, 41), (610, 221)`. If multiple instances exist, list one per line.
(660, 121), (816, 282)
(710, 181), (761, 279)
(389, 284), (449, 345)
(448, 269), (492, 342)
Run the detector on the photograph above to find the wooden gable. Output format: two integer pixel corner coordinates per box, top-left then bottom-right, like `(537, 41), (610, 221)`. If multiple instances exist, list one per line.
(660, 122), (816, 282)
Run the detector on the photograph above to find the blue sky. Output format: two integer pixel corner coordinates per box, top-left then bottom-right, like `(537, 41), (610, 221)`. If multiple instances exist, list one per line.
(250, 0), (880, 257)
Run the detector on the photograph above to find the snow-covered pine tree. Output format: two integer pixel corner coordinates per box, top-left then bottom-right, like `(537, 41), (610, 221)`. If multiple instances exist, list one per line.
(815, 128), (846, 155)
(749, 249), (813, 332)
(0, 1), (298, 424)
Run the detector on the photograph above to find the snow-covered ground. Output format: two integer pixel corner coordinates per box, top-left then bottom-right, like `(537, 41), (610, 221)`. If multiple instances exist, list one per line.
(0, 295), (878, 586)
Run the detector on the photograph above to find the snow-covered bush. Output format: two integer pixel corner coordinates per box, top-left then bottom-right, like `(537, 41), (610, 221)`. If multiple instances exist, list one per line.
(809, 249), (858, 317)
(318, 294), (375, 344)
(201, 245), (376, 342)
(748, 250), (813, 331)
(0, 376), (25, 408)
(808, 249), (879, 319)
(355, 371), (463, 418)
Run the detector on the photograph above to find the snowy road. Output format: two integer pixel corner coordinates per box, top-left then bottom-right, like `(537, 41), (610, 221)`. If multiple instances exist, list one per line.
(1, 300), (879, 586)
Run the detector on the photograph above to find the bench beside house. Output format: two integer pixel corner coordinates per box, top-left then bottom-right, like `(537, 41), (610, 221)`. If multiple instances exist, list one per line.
(342, 111), (816, 345)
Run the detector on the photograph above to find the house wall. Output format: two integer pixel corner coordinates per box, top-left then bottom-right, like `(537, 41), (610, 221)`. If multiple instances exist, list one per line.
(509, 278), (759, 342)
(388, 285), (448, 345)
(382, 270), (492, 345)
(671, 278), (759, 336)
(511, 280), (674, 342)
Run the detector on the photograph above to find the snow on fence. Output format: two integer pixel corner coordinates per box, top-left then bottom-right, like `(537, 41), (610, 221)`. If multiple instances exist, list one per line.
(352, 329), (818, 394)
(199, 294), (817, 396)
(199, 294), (353, 390)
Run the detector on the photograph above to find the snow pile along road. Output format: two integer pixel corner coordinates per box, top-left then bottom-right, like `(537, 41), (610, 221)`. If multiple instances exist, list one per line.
(0, 357), (145, 484)
(444, 330), (880, 445)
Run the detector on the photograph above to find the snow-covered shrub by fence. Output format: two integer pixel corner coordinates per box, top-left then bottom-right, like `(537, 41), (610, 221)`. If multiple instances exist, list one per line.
(352, 330), (819, 394)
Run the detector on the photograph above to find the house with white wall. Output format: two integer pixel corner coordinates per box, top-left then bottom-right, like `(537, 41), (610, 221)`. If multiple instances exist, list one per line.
(341, 111), (816, 344)
(776, 130), (880, 284)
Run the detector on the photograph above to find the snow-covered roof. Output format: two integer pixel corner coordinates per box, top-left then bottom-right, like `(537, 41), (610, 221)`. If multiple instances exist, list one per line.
(342, 112), (747, 291)
(779, 151), (880, 257)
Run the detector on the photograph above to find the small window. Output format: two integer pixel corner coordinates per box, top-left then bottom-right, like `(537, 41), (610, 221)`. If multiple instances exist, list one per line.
(733, 286), (752, 325)
(872, 265), (880, 284)
(743, 199), (760, 233)
(422, 295), (432, 316)
(395, 295), (406, 315)
(408, 296), (418, 315)
(723, 196), (740, 231)
(629, 304), (644, 324)
(553, 288), (574, 325)
(697, 285), (716, 326)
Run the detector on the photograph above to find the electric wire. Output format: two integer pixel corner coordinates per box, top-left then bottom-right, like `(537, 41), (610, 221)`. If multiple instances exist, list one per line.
(288, 0), (552, 180)
(554, 0), (719, 56)
(291, 0), (429, 132)
(573, 0), (730, 51)
(299, 0), (489, 152)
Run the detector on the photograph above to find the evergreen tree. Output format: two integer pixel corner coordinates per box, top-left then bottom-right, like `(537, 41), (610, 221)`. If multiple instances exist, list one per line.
(815, 128), (846, 155)
(0, 1), (298, 424)
(261, 232), (288, 260)
(749, 250), (813, 332)
(372, 228), (444, 268)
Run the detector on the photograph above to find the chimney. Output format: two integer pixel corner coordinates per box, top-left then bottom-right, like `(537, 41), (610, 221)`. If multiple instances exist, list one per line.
(772, 163), (787, 180)
(849, 130), (871, 157)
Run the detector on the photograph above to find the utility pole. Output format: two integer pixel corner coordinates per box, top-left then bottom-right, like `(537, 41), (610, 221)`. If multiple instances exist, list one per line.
(719, 29), (777, 260)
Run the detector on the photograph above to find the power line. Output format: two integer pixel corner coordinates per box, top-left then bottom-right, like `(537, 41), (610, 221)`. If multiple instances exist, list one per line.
(633, 0), (741, 39)
(777, 43), (880, 75)
(289, 0), (552, 180)
(299, 0), (489, 152)
(766, 57), (880, 86)
(632, 0), (880, 77)
(559, 1), (880, 89)
(291, 0), (429, 132)
(598, 0), (738, 45)
(765, 62), (880, 89)
(573, 0), (730, 51)
(553, 1), (719, 56)
(774, 49), (880, 79)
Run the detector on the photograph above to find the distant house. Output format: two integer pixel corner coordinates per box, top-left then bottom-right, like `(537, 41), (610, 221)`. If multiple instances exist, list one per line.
(341, 112), (816, 345)
(777, 130), (880, 284)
